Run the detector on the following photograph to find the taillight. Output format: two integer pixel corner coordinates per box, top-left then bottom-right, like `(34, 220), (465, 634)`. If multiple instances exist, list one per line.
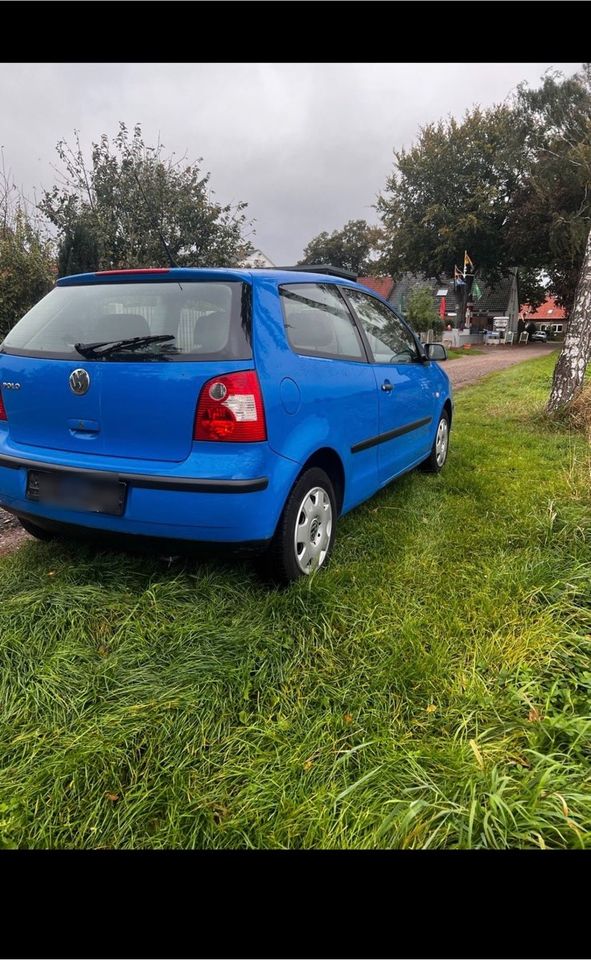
(194, 371), (267, 442)
(0, 389), (7, 421)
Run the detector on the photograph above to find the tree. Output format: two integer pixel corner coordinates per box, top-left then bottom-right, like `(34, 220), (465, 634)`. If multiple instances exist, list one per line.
(509, 67), (591, 411)
(57, 218), (100, 277)
(298, 219), (382, 275)
(405, 287), (441, 335)
(39, 123), (254, 274)
(0, 162), (55, 338)
(507, 66), (591, 316)
(377, 65), (591, 410)
(377, 104), (523, 324)
(547, 225), (591, 411)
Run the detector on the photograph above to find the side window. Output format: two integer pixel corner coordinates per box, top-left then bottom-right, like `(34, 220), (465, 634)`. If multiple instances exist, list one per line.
(280, 283), (365, 361)
(346, 290), (419, 364)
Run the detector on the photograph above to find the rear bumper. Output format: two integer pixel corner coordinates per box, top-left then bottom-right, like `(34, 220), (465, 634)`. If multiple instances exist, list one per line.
(0, 453), (268, 494)
(0, 443), (297, 543)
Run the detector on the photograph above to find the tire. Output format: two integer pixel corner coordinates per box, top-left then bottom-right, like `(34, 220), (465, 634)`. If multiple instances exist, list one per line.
(263, 467), (337, 585)
(420, 410), (450, 473)
(18, 516), (58, 541)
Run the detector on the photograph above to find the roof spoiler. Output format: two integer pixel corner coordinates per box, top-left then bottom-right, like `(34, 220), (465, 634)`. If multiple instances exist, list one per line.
(274, 264), (358, 281)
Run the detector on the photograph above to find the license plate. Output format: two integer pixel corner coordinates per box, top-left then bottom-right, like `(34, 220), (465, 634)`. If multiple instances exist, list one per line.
(26, 470), (127, 516)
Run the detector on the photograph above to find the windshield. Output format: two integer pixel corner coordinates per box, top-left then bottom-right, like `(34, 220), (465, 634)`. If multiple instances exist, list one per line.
(1, 281), (251, 361)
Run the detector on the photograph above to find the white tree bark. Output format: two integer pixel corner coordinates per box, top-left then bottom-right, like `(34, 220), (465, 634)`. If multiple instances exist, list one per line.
(547, 225), (591, 413)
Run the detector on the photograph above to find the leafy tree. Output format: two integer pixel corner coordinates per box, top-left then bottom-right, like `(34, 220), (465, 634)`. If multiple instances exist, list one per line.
(0, 165), (55, 338)
(509, 66), (591, 411)
(57, 218), (100, 277)
(40, 123), (254, 274)
(507, 66), (591, 316)
(377, 105), (522, 312)
(378, 65), (591, 410)
(299, 219), (382, 275)
(405, 286), (441, 334)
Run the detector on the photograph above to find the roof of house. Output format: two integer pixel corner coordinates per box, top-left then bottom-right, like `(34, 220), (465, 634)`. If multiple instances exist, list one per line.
(521, 296), (566, 320)
(387, 270), (517, 317)
(389, 273), (442, 311)
(241, 248), (276, 268)
(473, 274), (516, 315)
(357, 276), (395, 300)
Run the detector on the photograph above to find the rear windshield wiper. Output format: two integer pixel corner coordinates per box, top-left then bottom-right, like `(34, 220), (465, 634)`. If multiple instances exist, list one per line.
(74, 335), (175, 359)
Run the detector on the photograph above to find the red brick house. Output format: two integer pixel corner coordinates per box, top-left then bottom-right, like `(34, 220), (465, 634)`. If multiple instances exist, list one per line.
(520, 296), (567, 338)
(357, 276), (395, 299)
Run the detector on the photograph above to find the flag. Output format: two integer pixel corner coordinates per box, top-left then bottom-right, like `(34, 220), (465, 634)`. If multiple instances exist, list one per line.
(454, 265), (465, 288)
(472, 279), (482, 301)
(464, 250), (474, 271)
(439, 296), (446, 319)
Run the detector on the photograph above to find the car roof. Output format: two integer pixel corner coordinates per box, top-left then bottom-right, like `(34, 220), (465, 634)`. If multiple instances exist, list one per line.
(56, 267), (363, 291)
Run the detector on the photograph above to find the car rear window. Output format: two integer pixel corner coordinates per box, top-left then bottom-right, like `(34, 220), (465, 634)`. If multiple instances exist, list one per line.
(1, 281), (251, 361)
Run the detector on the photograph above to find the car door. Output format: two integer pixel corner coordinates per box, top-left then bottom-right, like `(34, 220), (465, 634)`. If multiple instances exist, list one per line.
(344, 289), (435, 483)
(256, 280), (380, 511)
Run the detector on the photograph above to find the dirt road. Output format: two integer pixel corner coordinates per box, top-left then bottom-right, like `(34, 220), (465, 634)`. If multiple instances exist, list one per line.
(0, 509), (30, 555)
(446, 343), (556, 390)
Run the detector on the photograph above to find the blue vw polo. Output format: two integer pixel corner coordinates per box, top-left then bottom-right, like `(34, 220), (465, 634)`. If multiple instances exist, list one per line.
(0, 267), (452, 582)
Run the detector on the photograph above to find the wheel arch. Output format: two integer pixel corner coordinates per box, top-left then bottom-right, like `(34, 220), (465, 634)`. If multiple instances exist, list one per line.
(443, 397), (453, 428)
(296, 447), (345, 515)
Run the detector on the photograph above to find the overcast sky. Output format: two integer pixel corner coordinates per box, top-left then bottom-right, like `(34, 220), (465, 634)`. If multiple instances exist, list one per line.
(0, 62), (582, 264)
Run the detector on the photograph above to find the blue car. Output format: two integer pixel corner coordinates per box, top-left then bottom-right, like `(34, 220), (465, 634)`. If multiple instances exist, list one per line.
(0, 266), (452, 583)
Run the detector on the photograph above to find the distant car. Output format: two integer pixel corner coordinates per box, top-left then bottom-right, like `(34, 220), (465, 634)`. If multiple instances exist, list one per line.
(0, 266), (453, 583)
(530, 330), (548, 342)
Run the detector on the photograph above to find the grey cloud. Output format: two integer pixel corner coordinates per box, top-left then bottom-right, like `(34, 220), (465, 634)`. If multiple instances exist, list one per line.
(0, 62), (581, 264)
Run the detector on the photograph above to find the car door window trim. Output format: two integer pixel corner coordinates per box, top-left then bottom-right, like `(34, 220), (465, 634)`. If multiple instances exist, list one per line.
(341, 288), (425, 364)
(279, 282), (370, 363)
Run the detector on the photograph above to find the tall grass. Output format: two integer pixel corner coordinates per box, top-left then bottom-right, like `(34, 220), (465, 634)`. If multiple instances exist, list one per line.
(1, 354), (590, 848)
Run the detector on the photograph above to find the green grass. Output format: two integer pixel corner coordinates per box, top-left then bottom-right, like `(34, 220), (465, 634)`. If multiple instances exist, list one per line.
(446, 347), (484, 359)
(1, 354), (591, 849)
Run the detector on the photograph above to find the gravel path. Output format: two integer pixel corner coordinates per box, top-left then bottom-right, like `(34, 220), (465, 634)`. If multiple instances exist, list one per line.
(445, 343), (556, 390)
(0, 509), (30, 556)
(0, 343), (558, 558)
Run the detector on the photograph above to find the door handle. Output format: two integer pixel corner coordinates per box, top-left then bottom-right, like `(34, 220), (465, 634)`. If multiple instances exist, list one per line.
(381, 380), (393, 392)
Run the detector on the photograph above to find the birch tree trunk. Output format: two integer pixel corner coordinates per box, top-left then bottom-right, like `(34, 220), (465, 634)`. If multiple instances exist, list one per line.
(547, 225), (591, 413)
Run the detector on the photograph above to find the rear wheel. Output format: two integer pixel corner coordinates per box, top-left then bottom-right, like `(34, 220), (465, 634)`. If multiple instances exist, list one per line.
(264, 467), (337, 584)
(18, 516), (58, 541)
(420, 410), (450, 473)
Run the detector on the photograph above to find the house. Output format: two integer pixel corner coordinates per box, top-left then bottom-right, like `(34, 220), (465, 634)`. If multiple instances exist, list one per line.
(356, 276), (395, 300)
(520, 296), (567, 338)
(358, 269), (521, 340)
(241, 248), (275, 269)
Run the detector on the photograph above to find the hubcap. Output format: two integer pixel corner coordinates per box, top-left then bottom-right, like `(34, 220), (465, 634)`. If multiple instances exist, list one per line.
(435, 418), (448, 466)
(294, 486), (333, 574)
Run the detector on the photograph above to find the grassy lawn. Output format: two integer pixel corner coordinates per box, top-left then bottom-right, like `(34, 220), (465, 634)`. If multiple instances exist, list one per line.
(1, 354), (590, 849)
(446, 347), (484, 359)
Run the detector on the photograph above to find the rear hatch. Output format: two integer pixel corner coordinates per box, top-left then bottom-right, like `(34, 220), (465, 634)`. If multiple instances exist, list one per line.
(0, 273), (252, 463)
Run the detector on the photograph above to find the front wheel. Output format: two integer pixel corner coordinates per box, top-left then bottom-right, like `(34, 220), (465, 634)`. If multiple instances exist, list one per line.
(420, 410), (450, 473)
(264, 467), (337, 584)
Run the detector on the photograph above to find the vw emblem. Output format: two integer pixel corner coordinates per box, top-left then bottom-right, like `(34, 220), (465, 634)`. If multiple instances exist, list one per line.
(69, 368), (90, 396)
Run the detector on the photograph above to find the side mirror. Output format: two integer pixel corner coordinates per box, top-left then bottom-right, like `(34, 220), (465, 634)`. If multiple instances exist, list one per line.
(424, 343), (447, 362)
